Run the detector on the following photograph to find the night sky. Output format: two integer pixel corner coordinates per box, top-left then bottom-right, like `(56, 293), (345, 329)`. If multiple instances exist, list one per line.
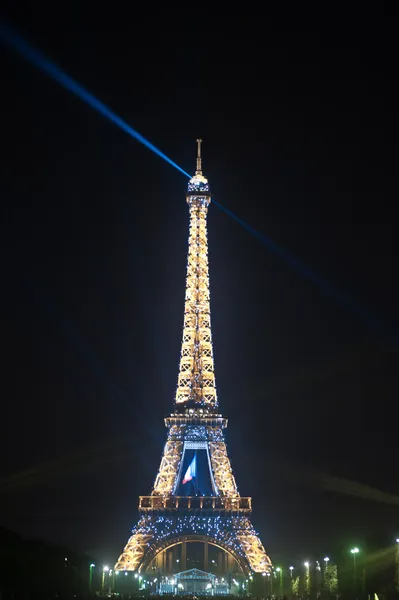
(1, 9), (398, 566)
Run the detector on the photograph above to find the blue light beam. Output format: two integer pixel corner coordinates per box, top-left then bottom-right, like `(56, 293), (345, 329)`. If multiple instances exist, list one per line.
(2, 23), (397, 345)
(212, 197), (398, 346)
(0, 23), (191, 179)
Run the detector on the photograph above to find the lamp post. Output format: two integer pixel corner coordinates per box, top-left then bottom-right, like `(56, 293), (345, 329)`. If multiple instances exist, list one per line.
(350, 547), (359, 598)
(101, 566), (109, 594)
(262, 572), (267, 598)
(276, 567), (283, 594)
(109, 569), (114, 591)
(323, 557), (329, 587)
(304, 562), (310, 595)
(289, 566), (294, 600)
(113, 570), (119, 591)
(89, 563), (95, 593)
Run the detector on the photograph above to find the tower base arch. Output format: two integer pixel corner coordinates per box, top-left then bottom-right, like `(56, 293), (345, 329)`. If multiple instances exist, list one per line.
(115, 515), (272, 575)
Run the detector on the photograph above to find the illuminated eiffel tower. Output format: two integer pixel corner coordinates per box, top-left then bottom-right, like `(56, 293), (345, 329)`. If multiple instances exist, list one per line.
(115, 140), (272, 579)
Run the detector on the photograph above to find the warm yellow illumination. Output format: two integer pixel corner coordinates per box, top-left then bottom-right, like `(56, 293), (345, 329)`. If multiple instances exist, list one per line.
(114, 141), (272, 575)
(175, 193), (217, 408)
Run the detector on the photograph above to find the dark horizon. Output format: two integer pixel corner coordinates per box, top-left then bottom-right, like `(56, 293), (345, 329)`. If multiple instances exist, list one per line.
(1, 10), (398, 567)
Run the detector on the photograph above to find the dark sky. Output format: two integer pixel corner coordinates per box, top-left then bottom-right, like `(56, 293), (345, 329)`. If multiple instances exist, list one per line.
(1, 9), (398, 566)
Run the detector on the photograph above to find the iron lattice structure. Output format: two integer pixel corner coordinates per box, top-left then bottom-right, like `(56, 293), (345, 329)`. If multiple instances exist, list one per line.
(115, 140), (272, 575)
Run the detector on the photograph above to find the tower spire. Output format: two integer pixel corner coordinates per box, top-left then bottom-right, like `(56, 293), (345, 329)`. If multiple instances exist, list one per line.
(196, 137), (202, 174)
(177, 140), (215, 410)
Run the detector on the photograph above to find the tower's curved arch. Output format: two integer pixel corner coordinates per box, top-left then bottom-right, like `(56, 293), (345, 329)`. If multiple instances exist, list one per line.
(141, 534), (247, 574)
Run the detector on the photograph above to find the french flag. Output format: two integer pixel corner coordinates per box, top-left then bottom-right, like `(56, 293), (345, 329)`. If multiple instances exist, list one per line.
(182, 454), (197, 484)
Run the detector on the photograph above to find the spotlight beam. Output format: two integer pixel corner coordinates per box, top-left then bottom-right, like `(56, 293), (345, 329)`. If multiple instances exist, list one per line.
(0, 23), (191, 179)
(1, 22), (396, 346)
(211, 197), (398, 345)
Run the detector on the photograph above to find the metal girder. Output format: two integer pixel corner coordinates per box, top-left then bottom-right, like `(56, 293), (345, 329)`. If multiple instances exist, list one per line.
(236, 531), (273, 573)
(209, 441), (239, 497)
(114, 522), (154, 572)
(152, 439), (183, 496)
(175, 201), (218, 409)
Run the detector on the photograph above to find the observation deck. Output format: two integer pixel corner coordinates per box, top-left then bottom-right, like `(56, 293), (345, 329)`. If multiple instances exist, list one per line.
(186, 138), (211, 204)
(139, 495), (252, 515)
(165, 412), (228, 428)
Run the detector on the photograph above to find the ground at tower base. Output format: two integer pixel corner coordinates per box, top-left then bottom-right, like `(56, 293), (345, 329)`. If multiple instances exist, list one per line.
(101, 542), (399, 599)
(1, 527), (398, 600)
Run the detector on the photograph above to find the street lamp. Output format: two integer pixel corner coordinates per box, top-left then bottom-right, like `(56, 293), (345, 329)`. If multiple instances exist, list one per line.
(89, 563), (95, 593)
(267, 571), (272, 594)
(289, 566), (294, 578)
(101, 566), (109, 594)
(350, 548), (359, 592)
(304, 562), (310, 594)
(262, 572), (267, 598)
(113, 570), (119, 590)
(322, 557), (329, 586)
(276, 567), (283, 593)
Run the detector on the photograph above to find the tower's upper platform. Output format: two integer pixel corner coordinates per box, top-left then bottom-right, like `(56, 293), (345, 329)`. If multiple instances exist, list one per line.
(187, 138), (211, 204)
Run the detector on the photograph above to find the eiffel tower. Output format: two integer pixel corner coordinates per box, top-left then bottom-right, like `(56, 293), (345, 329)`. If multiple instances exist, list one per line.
(115, 140), (272, 578)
